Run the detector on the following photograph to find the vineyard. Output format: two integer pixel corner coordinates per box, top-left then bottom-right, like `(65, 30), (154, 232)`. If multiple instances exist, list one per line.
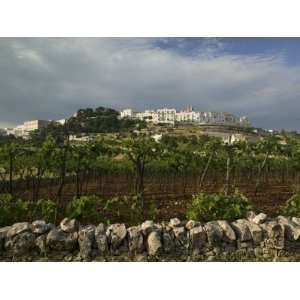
(1, 122), (300, 225)
(18, 176), (294, 219)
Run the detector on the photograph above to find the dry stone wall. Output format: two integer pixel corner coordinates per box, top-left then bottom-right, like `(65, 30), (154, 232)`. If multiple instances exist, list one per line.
(1, 212), (300, 262)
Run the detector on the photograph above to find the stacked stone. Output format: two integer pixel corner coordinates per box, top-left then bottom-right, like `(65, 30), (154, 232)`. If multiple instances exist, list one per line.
(0, 213), (300, 261)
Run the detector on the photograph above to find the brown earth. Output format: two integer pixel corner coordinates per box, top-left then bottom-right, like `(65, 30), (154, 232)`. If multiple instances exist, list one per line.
(13, 174), (296, 221)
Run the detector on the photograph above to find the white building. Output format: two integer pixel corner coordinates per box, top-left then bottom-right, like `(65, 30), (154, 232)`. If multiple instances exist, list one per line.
(120, 109), (135, 119)
(157, 108), (176, 124)
(55, 119), (66, 125)
(136, 110), (158, 122)
(3, 128), (15, 136)
(6, 119), (50, 138)
(14, 125), (25, 137)
(120, 106), (251, 127)
(23, 120), (50, 133)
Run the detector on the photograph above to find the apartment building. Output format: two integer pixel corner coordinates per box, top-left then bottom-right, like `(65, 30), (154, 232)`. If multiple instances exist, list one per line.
(23, 120), (50, 132)
(13, 125), (26, 137)
(156, 108), (176, 124)
(120, 106), (251, 127)
(120, 109), (135, 118)
(4, 119), (50, 138)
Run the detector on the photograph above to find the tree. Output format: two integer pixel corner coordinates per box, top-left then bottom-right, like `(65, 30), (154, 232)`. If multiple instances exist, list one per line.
(68, 141), (104, 198)
(162, 136), (200, 193)
(198, 137), (222, 190)
(121, 134), (161, 208)
(66, 106), (145, 134)
(222, 138), (244, 196)
(0, 142), (25, 195)
(29, 121), (66, 145)
(29, 136), (57, 201)
(254, 135), (282, 194)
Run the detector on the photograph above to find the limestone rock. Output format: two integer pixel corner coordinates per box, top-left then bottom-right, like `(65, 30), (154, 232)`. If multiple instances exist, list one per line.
(163, 224), (173, 233)
(217, 220), (236, 241)
(46, 228), (78, 251)
(32, 220), (53, 235)
(261, 221), (285, 249)
(95, 223), (108, 254)
(127, 226), (144, 254)
(204, 222), (223, 245)
(60, 218), (79, 233)
(141, 220), (155, 235)
(169, 218), (181, 228)
(252, 213), (267, 225)
(154, 223), (163, 233)
(292, 217), (300, 226)
(35, 234), (47, 254)
(231, 220), (252, 242)
(7, 222), (32, 238)
(173, 226), (188, 248)
(0, 226), (11, 251)
(106, 223), (127, 250)
(162, 230), (174, 253)
(277, 216), (300, 240)
(247, 211), (256, 221)
(5, 231), (36, 255)
(261, 221), (283, 239)
(134, 253), (148, 262)
(0, 226), (11, 239)
(245, 221), (263, 245)
(78, 225), (95, 259)
(147, 231), (162, 256)
(185, 220), (201, 231)
(189, 225), (207, 252)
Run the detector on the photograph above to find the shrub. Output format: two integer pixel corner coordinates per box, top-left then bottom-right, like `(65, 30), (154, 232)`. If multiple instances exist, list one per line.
(0, 194), (29, 226)
(66, 194), (159, 225)
(281, 194), (300, 217)
(148, 198), (159, 222)
(105, 195), (159, 224)
(31, 199), (57, 223)
(66, 195), (107, 224)
(0, 195), (58, 226)
(186, 193), (253, 222)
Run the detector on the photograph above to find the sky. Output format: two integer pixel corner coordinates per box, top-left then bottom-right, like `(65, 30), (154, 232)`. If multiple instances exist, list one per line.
(1, 37), (300, 130)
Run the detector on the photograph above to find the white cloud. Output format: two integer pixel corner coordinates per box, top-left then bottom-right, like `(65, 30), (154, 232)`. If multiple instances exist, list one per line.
(0, 38), (299, 130)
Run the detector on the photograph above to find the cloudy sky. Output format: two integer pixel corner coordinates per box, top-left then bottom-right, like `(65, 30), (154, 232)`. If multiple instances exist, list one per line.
(1, 37), (300, 130)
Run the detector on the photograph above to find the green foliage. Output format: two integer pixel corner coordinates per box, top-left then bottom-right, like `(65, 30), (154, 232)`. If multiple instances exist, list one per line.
(0, 194), (29, 226)
(66, 194), (159, 225)
(121, 135), (162, 197)
(67, 106), (145, 134)
(148, 198), (160, 221)
(102, 194), (159, 224)
(31, 199), (57, 222)
(2, 114), (300, 224)
(29, 122), (66, 145)
(0, 194), (57, 226)
(281, 194), (300, 217)
(66, 195), (106, 224)
(186, 192), (253, 222)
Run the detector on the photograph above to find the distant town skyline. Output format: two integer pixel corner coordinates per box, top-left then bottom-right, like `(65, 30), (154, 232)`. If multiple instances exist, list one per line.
(120, 107), (250, 127)
(1, 38), (300, 130)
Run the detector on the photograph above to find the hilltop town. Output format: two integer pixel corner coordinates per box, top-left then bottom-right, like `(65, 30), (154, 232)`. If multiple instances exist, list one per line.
(120, 106), (251, 127)
(0, 106), (265, 143)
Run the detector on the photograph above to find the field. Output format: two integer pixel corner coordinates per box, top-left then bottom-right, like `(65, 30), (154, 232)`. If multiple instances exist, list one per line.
(1, 117), (300, 225)
(12, 173), (295, 221)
